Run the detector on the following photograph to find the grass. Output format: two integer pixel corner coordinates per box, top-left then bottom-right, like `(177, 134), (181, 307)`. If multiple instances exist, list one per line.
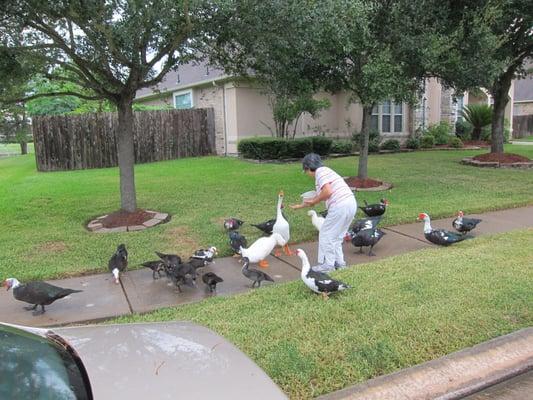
(1, 144), (533, 282)
(0, 142), (34, 155)
(513, 135), (533, 142)
(113, 228), (533, 399)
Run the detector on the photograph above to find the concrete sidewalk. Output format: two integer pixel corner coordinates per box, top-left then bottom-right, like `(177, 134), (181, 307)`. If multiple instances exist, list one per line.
(1, 205), (532, 328)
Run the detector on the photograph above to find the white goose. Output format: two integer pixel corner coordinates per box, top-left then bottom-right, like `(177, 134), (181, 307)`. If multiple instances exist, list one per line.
(239, 232), (286, 268)
(272, 191), (293, 256)
(307, 210), (324, 232)
(296, 248), (350, 299)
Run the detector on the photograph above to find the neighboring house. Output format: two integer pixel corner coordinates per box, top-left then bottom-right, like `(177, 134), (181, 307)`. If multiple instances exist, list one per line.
(512, 64), (533, 137)
(135, 61), (515, 154)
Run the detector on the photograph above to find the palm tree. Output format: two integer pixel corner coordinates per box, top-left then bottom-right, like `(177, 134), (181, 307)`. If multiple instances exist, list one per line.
(461, 104), (492, 141)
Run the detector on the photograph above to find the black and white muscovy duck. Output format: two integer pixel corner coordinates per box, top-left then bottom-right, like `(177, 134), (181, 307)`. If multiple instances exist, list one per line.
(241, 257), (275, 288)
(3, 278), (82, 315)
(192, 246), (218, 262)
(202, 272), (224, 293)
(155, 251), (182, 268)
(359, 199), (389, 217)
(224, 218), (244, 231)
(108, 243), (128, 284)
(452, 211), (482, 234)
(141, 260), (165, 279)
(345, 227), (386, 256)
(418, 212), (469, 246)
(349, 216), (382, 233)
(318, 210), (328, 218)
(251, 218), (276, 235)
(296, 249), (350, 299)
(229, 231), (247, 255)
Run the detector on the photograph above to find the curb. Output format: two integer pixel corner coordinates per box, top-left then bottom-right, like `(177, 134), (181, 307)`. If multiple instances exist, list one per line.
(317, 328), (533, 400)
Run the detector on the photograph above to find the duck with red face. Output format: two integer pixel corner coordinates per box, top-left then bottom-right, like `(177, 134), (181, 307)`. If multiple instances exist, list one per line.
(452, 211), (482, 234)
(417, 212), (469, 246)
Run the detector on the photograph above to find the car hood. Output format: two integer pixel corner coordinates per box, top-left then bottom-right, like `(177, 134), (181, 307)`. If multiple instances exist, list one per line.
(53, 321), (287, 400)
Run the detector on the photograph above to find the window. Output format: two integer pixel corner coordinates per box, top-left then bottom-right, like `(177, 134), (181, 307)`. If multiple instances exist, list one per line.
(455, 96), (464, 122)
(173, 89), (193, 109)
(371, 101), (403, 133)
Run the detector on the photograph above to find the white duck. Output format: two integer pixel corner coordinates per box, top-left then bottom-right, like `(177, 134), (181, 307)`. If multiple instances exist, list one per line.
(272, 191), (293, 256)
(239, 232), (286, 268)
(296, 249), (350, 299)
(307, 210), (324, 232)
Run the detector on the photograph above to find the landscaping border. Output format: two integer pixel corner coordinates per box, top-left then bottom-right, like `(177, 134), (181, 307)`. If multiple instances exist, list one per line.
(86, 210), (170, 233)
(461, 157), (533, 169)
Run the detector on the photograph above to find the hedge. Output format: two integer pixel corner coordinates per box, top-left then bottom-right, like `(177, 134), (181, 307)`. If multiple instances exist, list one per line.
(238, 136), (333, 160)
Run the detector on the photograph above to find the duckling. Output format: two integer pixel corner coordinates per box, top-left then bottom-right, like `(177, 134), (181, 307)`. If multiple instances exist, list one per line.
(202, 272), (224, 292)
(141, 260), (165, 279)
(241, 257), (275, 288)
(307, 210), (325, 232)
(239, 232), (285, 268)
(155, 251), (182, 268)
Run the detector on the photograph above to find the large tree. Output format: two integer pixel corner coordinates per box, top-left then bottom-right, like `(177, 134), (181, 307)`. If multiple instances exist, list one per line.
(311, 0), (424, 179)
(396, 0), (532, 153)
(0, 0), (203, 212)
(205, 0), (331, 138)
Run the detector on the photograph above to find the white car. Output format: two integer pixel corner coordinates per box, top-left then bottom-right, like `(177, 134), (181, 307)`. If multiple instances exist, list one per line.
(0, 321), (287, 399)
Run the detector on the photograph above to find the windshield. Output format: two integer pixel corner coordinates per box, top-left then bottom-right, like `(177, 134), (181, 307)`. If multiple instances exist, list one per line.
(0, 324), (92, 400)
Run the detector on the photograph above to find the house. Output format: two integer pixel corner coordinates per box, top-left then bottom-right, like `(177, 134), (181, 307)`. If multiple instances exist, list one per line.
(512, 65), (533, 138)
(135, 61), (515, 154)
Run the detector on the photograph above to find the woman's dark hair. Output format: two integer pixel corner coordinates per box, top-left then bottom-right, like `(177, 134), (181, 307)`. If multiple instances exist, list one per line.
(302, 153), (323, 172)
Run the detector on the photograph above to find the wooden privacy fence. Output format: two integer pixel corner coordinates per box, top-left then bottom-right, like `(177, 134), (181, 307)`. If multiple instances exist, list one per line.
(32, 108), (216, 171)
(512, 115), (533, 138)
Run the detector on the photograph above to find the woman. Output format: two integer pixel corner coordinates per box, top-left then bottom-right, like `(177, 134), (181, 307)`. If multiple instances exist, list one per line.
(290, 153), (357, 272)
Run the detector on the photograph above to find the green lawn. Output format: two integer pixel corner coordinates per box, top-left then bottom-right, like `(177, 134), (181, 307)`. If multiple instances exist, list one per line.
(1, 145), (532, 282)
(113, 228), (533, 399)
(0, 142), (34, 155)
(513, 135), (533, 142)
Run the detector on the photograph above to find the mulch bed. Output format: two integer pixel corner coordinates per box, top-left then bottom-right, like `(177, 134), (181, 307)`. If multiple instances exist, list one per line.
(344, 177), (384, 189)
(472, 153), (531, 163)
(100, 209), (155, 228)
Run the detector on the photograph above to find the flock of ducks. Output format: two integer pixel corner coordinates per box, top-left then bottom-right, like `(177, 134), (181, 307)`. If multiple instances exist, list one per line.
(3, 192), (485, 313)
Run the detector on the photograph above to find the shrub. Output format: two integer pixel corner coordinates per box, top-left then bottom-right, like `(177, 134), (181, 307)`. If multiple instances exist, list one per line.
(380, 139), (400, 152)
(448, 136), (464, 148)
(405, 136), (420, 149)
(455, 120), (473, 141)
(330, 140), (353, 154)
(427, 122), (452, 145)
(420, 135), (435, 148)
(481, 126), (492, 142)
(368, 139), (380, 153)
(310, 136), (333, 155)
(286, 137), (313, 157)
(461, 104), (492, 140)
(238, 136), (329, 159)
(238, 137), (288, 159)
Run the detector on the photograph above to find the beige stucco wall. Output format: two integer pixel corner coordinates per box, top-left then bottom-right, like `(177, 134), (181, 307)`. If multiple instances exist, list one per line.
(514, 102), (533, 116)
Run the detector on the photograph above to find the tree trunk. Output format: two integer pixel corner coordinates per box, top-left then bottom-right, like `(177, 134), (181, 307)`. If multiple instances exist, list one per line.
(471, 127), (481, 141)
(116, 99), (137, 212)
(490, 74), (512, 154)
(20, 142), (27, 155)
(358, 105), (373, 179)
